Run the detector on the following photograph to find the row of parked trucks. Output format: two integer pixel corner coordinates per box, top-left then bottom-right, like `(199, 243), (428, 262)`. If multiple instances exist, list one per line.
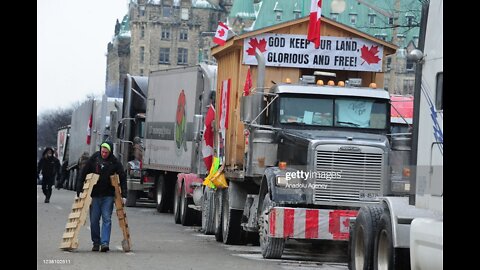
(58, 1), (442, 268)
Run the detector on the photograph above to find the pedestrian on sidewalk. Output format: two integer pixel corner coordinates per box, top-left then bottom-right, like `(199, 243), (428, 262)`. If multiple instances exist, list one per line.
(37, 147), (60, 203)
(76, 141), (127, 252)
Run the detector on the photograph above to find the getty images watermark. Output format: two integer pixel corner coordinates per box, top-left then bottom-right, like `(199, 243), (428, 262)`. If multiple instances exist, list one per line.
(284, 170), (342, 189)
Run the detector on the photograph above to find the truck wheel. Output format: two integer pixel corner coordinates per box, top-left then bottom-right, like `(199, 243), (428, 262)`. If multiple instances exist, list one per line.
(126, 190), (137, 207)
(350, 205), (384, 270)
(259, 193), (285, 259)
(173, 180), (181, 224)
(221, 187), (242, 244)
(214, 189), (223, 242)
(202, 187), (215, 235)
(156, 175), (169, 213)
(374, 212), (409, 270)
(180, 182), (196, 226)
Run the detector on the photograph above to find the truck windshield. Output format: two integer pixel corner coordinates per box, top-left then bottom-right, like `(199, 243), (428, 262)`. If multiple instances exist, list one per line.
(279, 95), (388, 130)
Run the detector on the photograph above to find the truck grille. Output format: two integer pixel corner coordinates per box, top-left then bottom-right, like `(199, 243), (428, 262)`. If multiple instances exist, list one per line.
(314, 146), (383, 204)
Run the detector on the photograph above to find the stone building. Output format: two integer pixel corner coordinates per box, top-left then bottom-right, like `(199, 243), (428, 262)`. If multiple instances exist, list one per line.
(106, 16), (131, 98)
(105, 0), (230, 98)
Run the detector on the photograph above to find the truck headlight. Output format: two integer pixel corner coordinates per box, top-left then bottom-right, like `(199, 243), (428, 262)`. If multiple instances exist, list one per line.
(276, 176), (288, 187)
(276, 175), (303, 187)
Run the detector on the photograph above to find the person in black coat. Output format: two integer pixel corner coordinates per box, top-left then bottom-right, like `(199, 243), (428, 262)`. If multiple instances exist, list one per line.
(37, 147), (60, 203)
(76, 140), (127, 252)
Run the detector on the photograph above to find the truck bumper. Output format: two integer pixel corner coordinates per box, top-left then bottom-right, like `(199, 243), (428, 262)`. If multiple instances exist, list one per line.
(127, 178), (154, 191)
(268, 207), (357, 240)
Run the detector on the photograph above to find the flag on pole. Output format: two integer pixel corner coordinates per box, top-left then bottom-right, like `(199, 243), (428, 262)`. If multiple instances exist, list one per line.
(202, 104), (215, 170)
(86, 114), (92, 145)
(307, 0), (323, 49)
(213, 21), (229, 46)
(219, 79), (231, 130)
(243, 67), (252, 96)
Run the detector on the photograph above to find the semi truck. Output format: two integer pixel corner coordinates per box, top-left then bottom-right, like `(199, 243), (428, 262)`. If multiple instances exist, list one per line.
(348, 0), (443, 269)
(114, 66), (217, 211)
(176, 16), (411, 259)
(61, 95), (119, 190)
(112, 74), (150, 207)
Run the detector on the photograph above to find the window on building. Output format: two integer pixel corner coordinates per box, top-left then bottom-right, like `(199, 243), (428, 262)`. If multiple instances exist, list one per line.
(162, 26), (171, 40)
(163, 6), (172, 17)
(435, 72), (443, 110)
(386, 57), (392, 70)
(275, 11), (282, 21)
(368, 13), (376, 25)
(349, 13), (357, 25)
(140, 69), (144, 76)
(406, 58), (414, 71)
(375, 34), (387, 41)
(178, 48), (188, 65)
(141, 25), (145, 39)
(140, 46), (145, 64)
(406, 15), (414, 27)
(179, 29), (188, 41)
(388, 17), (394, 25)
(330, 12), (338, 21)
(159, 48), (170, 64)
(139, 6), (145, 17)
(293, 10), (301, 19)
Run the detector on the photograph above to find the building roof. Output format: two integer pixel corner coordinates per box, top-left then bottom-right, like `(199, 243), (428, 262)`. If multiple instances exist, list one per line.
(252, 0), (309, 30)
(119, 15), (130, 37)
(213, 16), (397, 56)
(228, 0), (256, 19)
(251, 0), (421, 48)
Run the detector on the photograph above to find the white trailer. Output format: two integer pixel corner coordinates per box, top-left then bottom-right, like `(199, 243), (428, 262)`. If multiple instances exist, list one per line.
(140, 64), (217, 218)
(348, 1), (443, 269)
(64, 95), (119, 190)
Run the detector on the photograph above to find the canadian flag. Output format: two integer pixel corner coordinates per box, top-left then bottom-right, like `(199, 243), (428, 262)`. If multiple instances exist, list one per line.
(307, 0), (323, 49)
(201, 105), (215, 170)
(86, 114), (92, 145)
(243, 67), (252, 96)
(213, 21), (229, 46)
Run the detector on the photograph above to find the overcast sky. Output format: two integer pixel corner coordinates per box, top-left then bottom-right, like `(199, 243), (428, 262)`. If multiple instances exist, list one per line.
(37, 0), (129, 115)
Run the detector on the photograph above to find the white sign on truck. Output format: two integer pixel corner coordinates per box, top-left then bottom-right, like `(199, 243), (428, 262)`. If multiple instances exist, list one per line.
(243, 34), (384, 72)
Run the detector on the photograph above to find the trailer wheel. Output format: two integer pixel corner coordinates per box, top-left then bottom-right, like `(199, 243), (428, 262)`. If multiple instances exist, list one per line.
(126, 190), (137, 207)
(173, 180), (181, 224)
(156, 175), (169, 213)
(221, 187), (242, 244)
(350, 205), (383, 270)
(259, 193), (285, 259)
(214, 189), (223, 242)
(202, 187), (215, 235)
(180, 182), (196, 226)
(374, 212), (410, 270)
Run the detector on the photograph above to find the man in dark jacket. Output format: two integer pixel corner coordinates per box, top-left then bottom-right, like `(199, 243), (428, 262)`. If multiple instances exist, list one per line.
(37, 147), (60, 203)
(76, 141), (127, 252)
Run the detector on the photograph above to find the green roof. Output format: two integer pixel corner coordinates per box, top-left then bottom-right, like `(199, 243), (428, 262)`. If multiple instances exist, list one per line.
(119, 15), (130, 37)
(251, 0), (421, 48)
(229, 0), (256, 19)
(252, 0), (310, 30)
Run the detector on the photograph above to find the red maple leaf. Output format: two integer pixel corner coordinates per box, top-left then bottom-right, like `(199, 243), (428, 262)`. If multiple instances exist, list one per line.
(360, 45), (381, 65)
(217, 28), (225, 37)
(246, 38), (267, 55)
